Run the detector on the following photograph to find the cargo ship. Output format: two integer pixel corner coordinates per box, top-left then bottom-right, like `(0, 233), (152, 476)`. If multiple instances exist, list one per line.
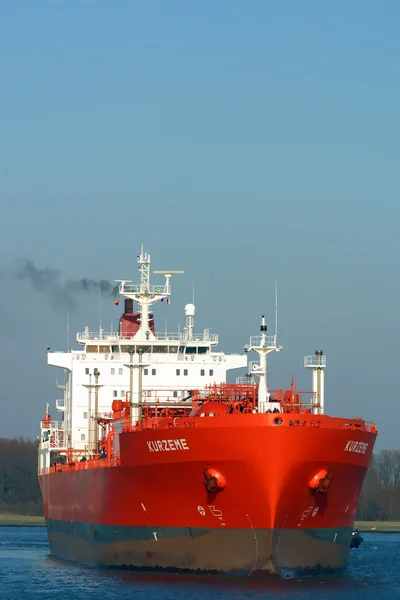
(38, 247), (377, 577)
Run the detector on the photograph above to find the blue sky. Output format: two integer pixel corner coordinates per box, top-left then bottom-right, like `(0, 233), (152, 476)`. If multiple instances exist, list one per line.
(0, 1), (399, 450)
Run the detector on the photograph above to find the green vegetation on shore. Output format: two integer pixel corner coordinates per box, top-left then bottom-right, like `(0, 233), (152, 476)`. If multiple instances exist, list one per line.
(358, 450), (400, 521)
(0, 513), (45, 526)
(0, 438), (43, 516)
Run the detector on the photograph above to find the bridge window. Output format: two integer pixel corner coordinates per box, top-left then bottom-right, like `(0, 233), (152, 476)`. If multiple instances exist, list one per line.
(121, 390), (125, 398)
(119, 368), (123, 375)
(184, 369), (188, 376)
(173, 391), (178, 397)
(83, 412), (88, 419)
(152, 369), (156, 375)
(176, 369), (180, 376)
(81, 434), (86, 441)
(144, 369), (148, 375)
(198, 347), (208, 354)
(111, 368), (115, 375)
(200, 369), (205, 376)
(113, 390), (118, 398)
(85, 368), (89, 375)
(153, 346), (168, 353)
(209, 369), (214, 376)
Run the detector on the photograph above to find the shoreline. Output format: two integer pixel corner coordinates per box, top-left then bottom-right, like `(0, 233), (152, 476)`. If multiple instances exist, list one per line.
(355, 520), (400, 533)
(0, 514), (45, 527)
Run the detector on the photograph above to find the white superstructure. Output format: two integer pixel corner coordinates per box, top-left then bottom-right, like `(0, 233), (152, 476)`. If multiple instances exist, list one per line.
(45, 247), (247, 453)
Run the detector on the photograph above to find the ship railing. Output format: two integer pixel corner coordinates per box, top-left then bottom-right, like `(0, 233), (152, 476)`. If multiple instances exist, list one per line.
(269, 389), (316, 411)
(40, 420), (64, 431)
(135, 414), (377, 432)
(140, 383), (258, 403)
(343, 420), (378, 434)
(40, 420), (67, 449)
(249, 335), (277, 348)
(364, 421), (378, 434)
(141, 391), (194, 404)
(120, 283), (167, 295)
(281, 416), (378, 432)
(126, 413), (379, 432)
(236, 376), (255, 384)
(135, 386), (320, 412)
(123, 418), (197, 433)
(154, 332), (218, 342)
(41, 431), (66, 449)
(46, 455), (119, 474)
(304, 355), (327, 368)
(77, 331), (219, 343)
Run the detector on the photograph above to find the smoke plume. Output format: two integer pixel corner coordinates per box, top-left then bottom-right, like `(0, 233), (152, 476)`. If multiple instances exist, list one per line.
(9, 259), (119, 311)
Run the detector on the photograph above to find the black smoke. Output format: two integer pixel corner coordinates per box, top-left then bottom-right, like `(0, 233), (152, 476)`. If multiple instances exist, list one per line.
(9, 259), (119, 310)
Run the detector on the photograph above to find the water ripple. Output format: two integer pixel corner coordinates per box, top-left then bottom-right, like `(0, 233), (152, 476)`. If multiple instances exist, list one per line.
(0, 528), (399, 600)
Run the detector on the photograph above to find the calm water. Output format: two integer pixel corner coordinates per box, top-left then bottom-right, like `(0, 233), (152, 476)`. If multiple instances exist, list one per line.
(0, 527), (399, 600)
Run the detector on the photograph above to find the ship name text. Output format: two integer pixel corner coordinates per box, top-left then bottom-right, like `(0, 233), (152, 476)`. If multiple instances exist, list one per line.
(344, 440), (369, 454)
(147, 438), (189, 453)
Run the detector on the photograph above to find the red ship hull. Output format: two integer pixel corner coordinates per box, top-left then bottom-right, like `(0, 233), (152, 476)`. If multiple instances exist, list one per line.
(39, 414), (375, 577)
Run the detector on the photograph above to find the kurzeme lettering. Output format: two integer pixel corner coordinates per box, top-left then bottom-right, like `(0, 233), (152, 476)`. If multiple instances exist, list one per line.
(147, 438), (189, 453)
(344, 440), (369, 454)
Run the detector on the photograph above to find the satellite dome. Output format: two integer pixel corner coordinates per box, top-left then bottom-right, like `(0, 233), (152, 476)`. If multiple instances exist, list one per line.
(185, 303), (196, 317)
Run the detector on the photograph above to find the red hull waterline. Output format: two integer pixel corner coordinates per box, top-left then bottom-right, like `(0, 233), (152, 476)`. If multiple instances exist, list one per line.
(39, 414), (376, 578)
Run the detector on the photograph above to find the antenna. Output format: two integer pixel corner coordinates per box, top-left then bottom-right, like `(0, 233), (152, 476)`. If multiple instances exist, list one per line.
(192, 280), (195, 304)
(116, 249), (184, 342)
(66, 311), (69, 351)
(275, 279), (278, 342)
(153, 270), (184, 275)
(153, 270), (184, 301)
(99, 286), (102, 332)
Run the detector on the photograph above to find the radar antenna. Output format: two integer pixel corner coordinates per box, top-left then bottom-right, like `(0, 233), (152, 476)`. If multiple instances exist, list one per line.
(116, 247), (184, 341)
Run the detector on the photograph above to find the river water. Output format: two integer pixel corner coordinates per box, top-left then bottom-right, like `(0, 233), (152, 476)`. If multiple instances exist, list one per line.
(0, 527), (399, 599)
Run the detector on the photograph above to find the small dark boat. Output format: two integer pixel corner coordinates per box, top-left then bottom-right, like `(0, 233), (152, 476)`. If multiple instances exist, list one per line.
(350, 528), (363, 548)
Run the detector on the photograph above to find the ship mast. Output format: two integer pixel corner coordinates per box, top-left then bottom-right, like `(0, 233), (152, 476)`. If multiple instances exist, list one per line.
(247, 315), (282, 413)
(116, 245), (183, 342)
